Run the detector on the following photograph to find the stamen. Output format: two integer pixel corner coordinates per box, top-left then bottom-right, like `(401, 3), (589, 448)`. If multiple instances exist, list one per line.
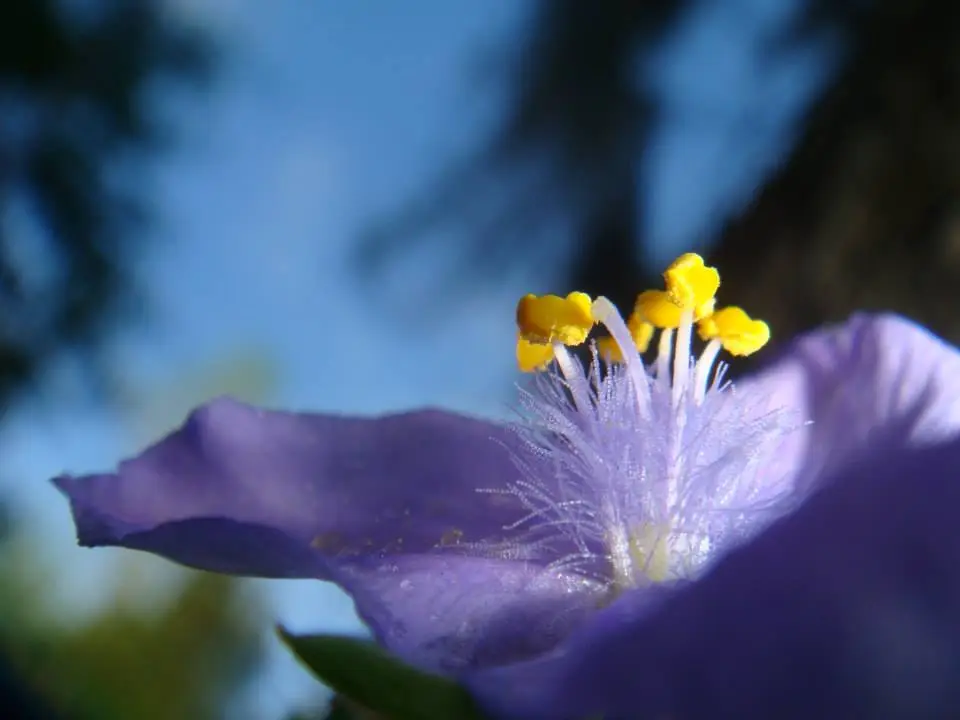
(656, 328), (673, 381)
(664, 311), (695, 520)
(516, 292), (594, 346)
(516, 335), (554, 372)
(552, 342), (592, 414)
(596, 336), (622, 364)
(591, 296), (651, 413)
(672, 310), (694, 408)
(599, 314), (655, 364)
(698, 306), (770, 357)
(694, 338), (723, 404)
(502, 252), (783, 592)
(663, 253), (719, 310)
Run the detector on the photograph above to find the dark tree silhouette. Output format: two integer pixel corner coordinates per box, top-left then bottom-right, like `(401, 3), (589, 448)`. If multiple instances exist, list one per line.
(0, 0), (212, 404)
(360, 0), (960, 366)
(359, 0), (689, 312)
(711, 0), (960, 365)
(0, 1), (213, 716)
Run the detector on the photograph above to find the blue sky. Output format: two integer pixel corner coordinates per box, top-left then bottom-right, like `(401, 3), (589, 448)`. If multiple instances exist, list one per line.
(1, 1), (831, 716)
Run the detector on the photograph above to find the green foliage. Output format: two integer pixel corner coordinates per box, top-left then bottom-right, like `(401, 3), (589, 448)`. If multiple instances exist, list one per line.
(279, 629), (486, 720)
(0, 548), (265, 720)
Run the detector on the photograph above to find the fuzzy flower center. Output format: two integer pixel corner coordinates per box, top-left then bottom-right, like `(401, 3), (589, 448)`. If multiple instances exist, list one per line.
(502, 253), (791, 592)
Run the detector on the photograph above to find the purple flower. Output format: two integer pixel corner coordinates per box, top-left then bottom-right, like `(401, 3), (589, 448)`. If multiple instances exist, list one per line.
(54, 254), (960, 712)
(469, 437), (960, 719)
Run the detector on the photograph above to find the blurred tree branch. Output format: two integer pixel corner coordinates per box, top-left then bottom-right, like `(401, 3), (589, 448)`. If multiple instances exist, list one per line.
(0, 2), (219, 716)
(0, 0), (214, 405)
(710, 0), (960, 367)
(358, 0), (960, 375)
(357, 0), (690, 313)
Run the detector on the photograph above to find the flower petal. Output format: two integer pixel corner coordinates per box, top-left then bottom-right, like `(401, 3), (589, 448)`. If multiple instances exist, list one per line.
(470, 438), (960, 718)
(741, 312), (960, 494)
(55, 397), (606, 671)
(54, 397), (531, 576)
(332, 555), (605, 673)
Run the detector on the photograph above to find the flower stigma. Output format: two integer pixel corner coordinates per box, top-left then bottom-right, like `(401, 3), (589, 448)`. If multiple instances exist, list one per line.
(484, 253), (797, 595)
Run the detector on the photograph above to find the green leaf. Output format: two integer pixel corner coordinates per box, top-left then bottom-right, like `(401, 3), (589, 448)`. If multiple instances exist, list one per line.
(278, 627), (487, 720)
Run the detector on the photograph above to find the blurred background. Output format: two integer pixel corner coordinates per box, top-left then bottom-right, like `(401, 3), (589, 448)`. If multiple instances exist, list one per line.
(1, 0), (957, 717)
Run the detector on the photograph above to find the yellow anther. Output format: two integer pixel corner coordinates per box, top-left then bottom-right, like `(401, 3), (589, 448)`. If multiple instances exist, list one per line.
(516, 335), (554, 372)
(596, 336), (621, 363)
(632, 254), (720, 329)
(635, 290), (715, 329)
(663, 253), (720, 310)
(629, 314), (655, 353)
(597, 313), (654, 363)
(697, 306), (770, 357)
(516, 292), (594, 346)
